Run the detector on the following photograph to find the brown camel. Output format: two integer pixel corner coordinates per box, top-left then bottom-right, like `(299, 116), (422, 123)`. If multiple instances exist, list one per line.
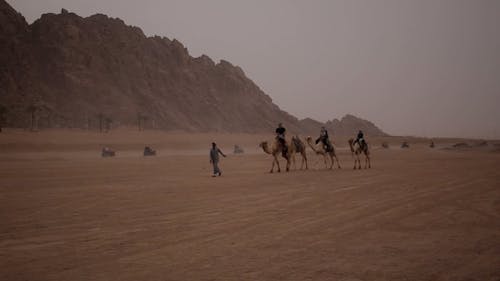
(259, 139), (291, 173)
(305, 136), (341, 169)
(348, 138), (371, 169)
(289, 136), (308, 170)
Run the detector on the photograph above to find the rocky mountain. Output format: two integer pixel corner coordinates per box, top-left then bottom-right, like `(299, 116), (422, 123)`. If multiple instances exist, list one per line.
(0, 0), (388, 136)
(0, 0), (302, 132)
(297, 118), (325, 136)
(297, 115), (388, 137)
(325, 114), (388, 137)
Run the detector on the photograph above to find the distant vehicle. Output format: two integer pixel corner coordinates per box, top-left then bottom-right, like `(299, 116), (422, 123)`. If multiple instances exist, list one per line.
(233, 145), (244, 154)
(102, 147), (115, 157)
(381, 142), (389, 149)
(144, 146), (156, 156)
(401, 142), (410, 149)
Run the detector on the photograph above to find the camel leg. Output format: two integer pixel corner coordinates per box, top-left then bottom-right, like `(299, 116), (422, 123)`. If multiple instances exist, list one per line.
(329, 155), (334, 169)
(334, 154), (341, 169)
(354, 154), (360, 169)
(270, 156), (276, 173)
(323, 155), (328, 169)
(276, 156), (281, 173)
(284, 154), (290, 172)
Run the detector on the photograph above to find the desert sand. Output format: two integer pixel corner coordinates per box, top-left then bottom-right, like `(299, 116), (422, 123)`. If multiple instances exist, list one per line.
(1, 129), (499, 281)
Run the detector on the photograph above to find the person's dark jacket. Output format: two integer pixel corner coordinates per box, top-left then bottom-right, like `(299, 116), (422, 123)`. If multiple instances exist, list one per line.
(276, 127), (286, 135)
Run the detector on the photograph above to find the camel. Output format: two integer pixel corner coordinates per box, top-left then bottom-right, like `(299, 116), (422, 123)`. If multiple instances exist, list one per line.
(289, 136), (308, 170)
(259, 139), (291, 173)
(348, 138), (370, 169)
(305, 136), (341, 169)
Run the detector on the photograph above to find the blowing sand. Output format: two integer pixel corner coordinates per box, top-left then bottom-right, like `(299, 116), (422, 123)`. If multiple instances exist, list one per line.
(1, 129), (499, 281)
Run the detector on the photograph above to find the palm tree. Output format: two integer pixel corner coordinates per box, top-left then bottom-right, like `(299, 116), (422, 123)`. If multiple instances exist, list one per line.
(26, 99), (53, 131)
(97, 113), (104, 133)
(0, 104), (7, 132)
(137, 112), (149, 131)
(27, 103), (39, 131)
(105, 117), (112, 132)
(137, 112), (143, 131)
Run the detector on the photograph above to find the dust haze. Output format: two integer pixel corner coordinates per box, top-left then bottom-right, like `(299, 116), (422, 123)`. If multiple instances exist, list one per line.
(2, 1), (500, 280)
(10, 0), (500, 138)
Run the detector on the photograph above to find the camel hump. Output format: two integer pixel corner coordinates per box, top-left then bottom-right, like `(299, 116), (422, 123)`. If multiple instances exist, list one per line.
(292, 137), (302, 148)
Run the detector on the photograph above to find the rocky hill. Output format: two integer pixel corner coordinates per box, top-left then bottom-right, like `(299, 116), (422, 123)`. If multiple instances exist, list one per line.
(298, 115), (388, 137)
(325, 114), (388, 137)
(0, 0), (302, 132)
(0, 0), (388, 136)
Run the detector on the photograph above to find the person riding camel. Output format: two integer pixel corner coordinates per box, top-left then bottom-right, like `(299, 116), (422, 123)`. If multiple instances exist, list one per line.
(353, 130), (365, 148)
(315, 126), (333, 152)
(275, 123), (288, 156)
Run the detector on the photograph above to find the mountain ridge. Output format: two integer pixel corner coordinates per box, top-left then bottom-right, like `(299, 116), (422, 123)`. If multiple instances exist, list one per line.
(0, 0), (387, 136)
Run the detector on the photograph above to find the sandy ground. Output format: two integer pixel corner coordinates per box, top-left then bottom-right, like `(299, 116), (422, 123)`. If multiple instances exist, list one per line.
(1, 129), (499, 281)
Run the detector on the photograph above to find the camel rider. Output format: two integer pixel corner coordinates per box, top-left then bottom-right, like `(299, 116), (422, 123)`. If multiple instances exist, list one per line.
(353, 130), (365, 148)
(275, 123), (287, 155)
(315, 126), (332, 152)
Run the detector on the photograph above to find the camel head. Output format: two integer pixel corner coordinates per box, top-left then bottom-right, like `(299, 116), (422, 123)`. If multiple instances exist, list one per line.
(306, 136), (313, 143)
(348, 138), (355, 153)
(259, 141), (272, 154)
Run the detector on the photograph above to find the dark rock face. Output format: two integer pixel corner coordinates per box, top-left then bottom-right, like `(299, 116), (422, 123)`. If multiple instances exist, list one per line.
(299, 114), (388, 137)
(0, 1), (299, 132)
(325, 114), (388, 137)
(0, 0), (387, 136)
(297, 118), (325, 136)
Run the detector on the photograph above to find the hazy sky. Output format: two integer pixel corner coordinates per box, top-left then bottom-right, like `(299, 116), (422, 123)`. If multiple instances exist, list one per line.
(10, 0), (500, 138)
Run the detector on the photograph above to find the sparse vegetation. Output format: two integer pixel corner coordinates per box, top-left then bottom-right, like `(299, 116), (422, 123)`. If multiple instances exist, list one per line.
(0, 104), (7, 132)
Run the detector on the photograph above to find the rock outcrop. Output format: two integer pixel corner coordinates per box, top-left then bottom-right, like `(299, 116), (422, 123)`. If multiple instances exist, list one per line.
(0, 0), (388, 136)
(325, 114), (388, 137)
(0, 0), (300, 132)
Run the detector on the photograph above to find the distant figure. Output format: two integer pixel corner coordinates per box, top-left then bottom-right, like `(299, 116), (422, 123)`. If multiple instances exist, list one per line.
(401, 142), (410, 148)
(382, 142), (389, 149)
(101, 146), (115, 157)
(429, 141), (435, 148)
(275, 123), (287, 156)
(353, 130), (365, 148)
(210, 142), (226, 177)
(143, 146), (156, 156)
(315, 126), (333, 152)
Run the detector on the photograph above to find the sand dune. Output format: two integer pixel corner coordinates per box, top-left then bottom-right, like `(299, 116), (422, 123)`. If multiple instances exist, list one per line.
(1, 130), (499, 281)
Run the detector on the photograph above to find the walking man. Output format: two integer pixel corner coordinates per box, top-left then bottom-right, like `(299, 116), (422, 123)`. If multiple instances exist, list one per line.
(210, 142), (226, 177)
